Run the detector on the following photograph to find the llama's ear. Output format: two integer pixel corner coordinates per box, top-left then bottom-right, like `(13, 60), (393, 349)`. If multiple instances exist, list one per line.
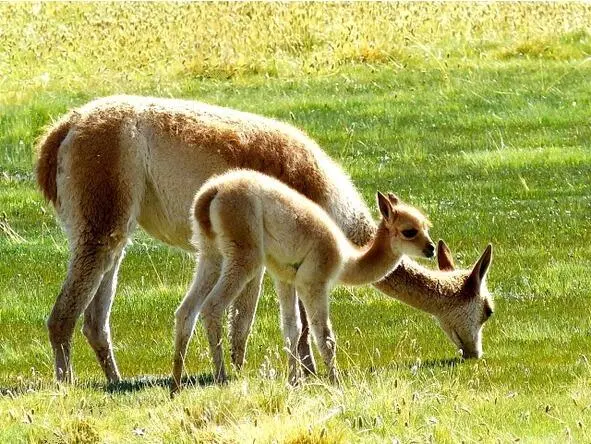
(467, 244), (493, 289)
(377, 191), (393, 220)
(437, 239), (455, 271)
(387, 193), (400, 205)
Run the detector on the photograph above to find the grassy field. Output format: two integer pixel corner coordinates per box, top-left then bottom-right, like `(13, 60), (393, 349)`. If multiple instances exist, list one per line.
(1, 2), (591, 442)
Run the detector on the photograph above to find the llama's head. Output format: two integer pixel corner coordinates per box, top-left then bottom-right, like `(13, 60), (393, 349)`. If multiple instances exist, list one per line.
(376, 191), (435, 259)
(435, 240), (494, 359)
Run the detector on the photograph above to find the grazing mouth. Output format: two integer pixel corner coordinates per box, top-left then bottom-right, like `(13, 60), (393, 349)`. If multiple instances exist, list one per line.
(451, 330), (466, 356)
(463, 348), (482, 359)
(452, 330), (481, 359)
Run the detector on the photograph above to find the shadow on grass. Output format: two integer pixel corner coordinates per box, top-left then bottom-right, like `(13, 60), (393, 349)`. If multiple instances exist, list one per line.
(405, 357), (463, 369)
(0, 380), (47, 398)
(0, 361), (463, 397)
(96, 373), (218, 394)
(0, 373), (219, 397)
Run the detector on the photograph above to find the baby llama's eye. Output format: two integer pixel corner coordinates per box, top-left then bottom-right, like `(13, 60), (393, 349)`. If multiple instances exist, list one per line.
(401, 229), (418, 238)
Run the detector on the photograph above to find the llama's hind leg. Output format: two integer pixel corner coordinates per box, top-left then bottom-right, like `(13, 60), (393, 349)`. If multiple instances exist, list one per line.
(275, 281), (302, 385)
(297, 299), (316, 376)
(201, 259), (261, 383)
(82, 246), (127, 384)
(172, 252), (221, 395)
(49, 122), (143, 383)
(298, 283), (338, 384)
(228, 267), (264, 371)
(48, 240), (125, 383)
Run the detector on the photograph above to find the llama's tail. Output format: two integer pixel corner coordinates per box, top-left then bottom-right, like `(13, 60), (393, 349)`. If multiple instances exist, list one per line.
(35, 113), (76, 206)
(194, 185), (219, 239)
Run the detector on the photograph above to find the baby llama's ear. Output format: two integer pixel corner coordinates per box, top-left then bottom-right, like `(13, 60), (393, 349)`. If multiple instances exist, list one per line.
(377, 191), (393, 220)
(387, 193), (400, 205)
(437, 239), (455, 271)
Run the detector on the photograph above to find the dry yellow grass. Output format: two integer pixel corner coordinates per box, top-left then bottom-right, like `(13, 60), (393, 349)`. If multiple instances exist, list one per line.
(2, 2), (590, 105)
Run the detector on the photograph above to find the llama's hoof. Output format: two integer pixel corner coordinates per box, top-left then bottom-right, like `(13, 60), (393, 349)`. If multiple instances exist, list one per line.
(329, 370), (341, 387)
(106, 371), (122, 385)
(170, 381), (182, 399)
(213, 372), (228, 385)
(55, 366), (75, 384)
(288, 370), (303, 387)
(300, 356), (316, 376)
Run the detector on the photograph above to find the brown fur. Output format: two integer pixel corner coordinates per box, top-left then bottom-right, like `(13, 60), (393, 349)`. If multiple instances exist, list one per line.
(374, 241), (494, 358)
(339, 222), (391, 284)
(68, 108), (133, 242)
(436, 239), (456, 271)
(150, 110), (329, 206)
(36, 112), (77, 206)
(37, 99), (332, 225)
(194, 185), (219, 239)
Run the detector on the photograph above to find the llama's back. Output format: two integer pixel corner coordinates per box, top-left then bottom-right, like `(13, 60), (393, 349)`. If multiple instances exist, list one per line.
(91, 95), (377, 247)
(37, 95), (376, 249)
(192, 170), (355, 262)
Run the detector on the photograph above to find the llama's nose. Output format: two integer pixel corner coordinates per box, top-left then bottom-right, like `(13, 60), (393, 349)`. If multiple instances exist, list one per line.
(424, 242), (435, 258)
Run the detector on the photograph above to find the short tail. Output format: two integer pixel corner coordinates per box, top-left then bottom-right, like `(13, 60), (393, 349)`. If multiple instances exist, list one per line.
(194, 185), (219, 239)
(35, 113), (76, 206)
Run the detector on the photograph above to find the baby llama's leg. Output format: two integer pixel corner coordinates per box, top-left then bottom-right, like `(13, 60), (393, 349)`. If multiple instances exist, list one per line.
(172, 250), (221, 395)
(228, 267), (265, 370)
(275, 280), (303, 384)
(200, 255), (262, 384)
(298, 282), (338, 384)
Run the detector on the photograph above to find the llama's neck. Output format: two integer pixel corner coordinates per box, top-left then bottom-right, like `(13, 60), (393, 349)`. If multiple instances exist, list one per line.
(372, 258), (467, 316)
(339, 222), (401, 286)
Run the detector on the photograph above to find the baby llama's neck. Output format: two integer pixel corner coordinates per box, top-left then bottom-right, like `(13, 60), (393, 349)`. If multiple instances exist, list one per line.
(334, 200), (467, 317)
(339, 222), (401, 286)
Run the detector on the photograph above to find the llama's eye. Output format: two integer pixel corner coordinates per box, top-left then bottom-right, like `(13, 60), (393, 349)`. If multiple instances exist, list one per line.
(401, 229), (418, 238)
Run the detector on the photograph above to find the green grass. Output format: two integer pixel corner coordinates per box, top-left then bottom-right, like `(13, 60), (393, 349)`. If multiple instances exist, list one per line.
(1, 3), (591, 442)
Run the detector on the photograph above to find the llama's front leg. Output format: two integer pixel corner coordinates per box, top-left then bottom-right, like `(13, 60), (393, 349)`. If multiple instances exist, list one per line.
(201, 262), (257, 384)
(228, 268), (264, 370)
(275, 281), (302, 384)
(298, 284), (338, 384)
(48, 243), (116, 383)
(172, 253), (221, 395)
(82, 247), (126, 384)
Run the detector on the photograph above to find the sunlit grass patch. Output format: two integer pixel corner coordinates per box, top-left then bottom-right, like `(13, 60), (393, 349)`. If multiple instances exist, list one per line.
(498, 29), (591, 60)
(2, 2), (591, 105)
(460, 145), (591, 170)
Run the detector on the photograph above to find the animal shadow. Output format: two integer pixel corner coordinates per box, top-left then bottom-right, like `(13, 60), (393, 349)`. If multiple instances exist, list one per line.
(97, 372), (217, 394)
(407, 357), (463, 370)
